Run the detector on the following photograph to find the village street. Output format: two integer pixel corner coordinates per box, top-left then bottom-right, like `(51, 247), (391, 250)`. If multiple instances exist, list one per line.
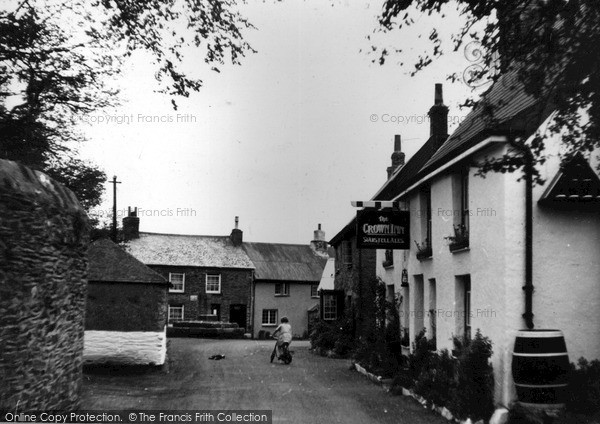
(82, 338), (446, 424)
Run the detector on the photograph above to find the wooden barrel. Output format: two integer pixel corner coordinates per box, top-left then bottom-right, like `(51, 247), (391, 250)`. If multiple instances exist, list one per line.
(512, 329), (570, 406)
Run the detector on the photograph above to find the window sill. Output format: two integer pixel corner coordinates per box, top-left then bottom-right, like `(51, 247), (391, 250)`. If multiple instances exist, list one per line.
(206, 292), (222, 295)
(274, 294), (290, 297)
(382, 261), (394, 269)
(449, 242), (470, 253)
(262, 324), (277, 327)
(311, 296), (319, 299)
(169, 290), (185, 294)
(416, 249), (433, 261)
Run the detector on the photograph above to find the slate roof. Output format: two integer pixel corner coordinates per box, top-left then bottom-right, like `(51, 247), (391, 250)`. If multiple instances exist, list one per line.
(329, 217), (356, 246)
(243, 242), (328, 282)
(371, 70), (553, 201)
(88, 238), (166, 284)
(422, 70), (552, 175)
(372, 133), (447, 201)
(125, 233), (254, 269)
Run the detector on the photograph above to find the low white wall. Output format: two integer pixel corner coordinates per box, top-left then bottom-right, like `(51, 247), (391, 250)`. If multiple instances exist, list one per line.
(83, 327), (167, 366)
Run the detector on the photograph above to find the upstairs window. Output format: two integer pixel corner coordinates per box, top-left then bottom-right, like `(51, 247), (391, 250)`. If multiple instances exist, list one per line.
(206, 274), (221, 294)
(341, 240), (352, 266)
(275, 283), (289, 296)
(416, 186), (433, 260)
(169, 273), (185, 293)
(450, 167), (470, 251)
(383, 249), (394, 267)
(311, 284), (319, 298)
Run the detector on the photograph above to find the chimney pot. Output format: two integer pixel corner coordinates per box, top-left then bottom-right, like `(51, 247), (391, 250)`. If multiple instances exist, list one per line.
(434, 83), (444, 105)
(230, 217), (243, 246)
(123, 205), (140, 241)
(429, 83), (449, 141)
(311, 224), (328, 256)
(387, 134), (406, 179)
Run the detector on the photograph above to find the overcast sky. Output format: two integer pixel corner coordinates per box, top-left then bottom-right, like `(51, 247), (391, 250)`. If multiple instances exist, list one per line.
(79, 0), (480, 244)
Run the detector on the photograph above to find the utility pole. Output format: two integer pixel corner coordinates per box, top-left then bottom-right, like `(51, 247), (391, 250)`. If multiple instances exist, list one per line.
(108, 175), (121, 242)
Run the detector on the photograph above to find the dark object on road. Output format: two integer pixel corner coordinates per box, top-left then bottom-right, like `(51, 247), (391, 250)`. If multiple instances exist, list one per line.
(209, 355), (226, 360)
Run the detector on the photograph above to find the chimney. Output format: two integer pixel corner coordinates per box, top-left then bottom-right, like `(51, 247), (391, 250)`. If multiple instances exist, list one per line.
(428, 83), (449, 142)
(230, 216), (243, 246)
(122, 206), (139, 241)
(310, 223), (329, 256)
(387, 134), (406, 179)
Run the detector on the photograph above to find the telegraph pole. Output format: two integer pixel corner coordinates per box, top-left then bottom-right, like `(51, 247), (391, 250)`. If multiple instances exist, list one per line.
(108, 175), (121, 242)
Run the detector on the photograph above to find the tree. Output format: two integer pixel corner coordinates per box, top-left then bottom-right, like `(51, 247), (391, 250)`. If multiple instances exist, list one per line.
(0, 0), (254, 208)
(375, 0), (600, 184)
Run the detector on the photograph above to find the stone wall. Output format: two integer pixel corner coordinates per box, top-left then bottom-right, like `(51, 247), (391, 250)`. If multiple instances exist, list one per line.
(151, 266), (253, 332)
(0, 159), (89, 411)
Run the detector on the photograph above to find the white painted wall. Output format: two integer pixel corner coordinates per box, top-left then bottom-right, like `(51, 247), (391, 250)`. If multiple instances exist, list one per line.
(83, 327), (167, 366)
(376, 129), (600, 407)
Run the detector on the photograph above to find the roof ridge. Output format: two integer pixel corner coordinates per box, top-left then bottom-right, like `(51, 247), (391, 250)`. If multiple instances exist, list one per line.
(139, 232), (229, 238)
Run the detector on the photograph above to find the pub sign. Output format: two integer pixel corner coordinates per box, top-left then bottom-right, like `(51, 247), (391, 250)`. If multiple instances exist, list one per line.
(356, 209), (410, 249)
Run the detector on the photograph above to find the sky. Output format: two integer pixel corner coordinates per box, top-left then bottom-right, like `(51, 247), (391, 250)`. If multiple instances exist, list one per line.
(79, 0), (480, 244)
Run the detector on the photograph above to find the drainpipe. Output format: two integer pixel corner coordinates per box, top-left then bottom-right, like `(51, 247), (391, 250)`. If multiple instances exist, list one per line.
(509, 139), (534, 329)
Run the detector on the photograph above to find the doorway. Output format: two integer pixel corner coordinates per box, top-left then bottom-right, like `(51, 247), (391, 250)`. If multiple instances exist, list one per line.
(229, 304), (247, 330)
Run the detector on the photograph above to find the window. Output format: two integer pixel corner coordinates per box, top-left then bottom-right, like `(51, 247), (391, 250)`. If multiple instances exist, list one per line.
(168, 305), (184, 322)
(455, 275), (471, 340)
(465, 277), (471, 340)
(323, 294), (337, 320)
(383, 249), (394, 267)
(275, 283), (289, 296)
(169, 273), (185, 293)
(428, 279), (437, 346)
(416, 187), (432, 260)
(206, 274), (221, 294)
(211, 304), (221, 321)
(461, 167), (470, 231)
(450, 167), (470, 251)
(311, 284), (319, 298)
(262, 309), (277, 326)
(341, 240), (352, 266)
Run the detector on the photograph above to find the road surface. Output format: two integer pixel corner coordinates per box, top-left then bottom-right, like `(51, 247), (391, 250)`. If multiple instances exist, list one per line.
(82, 338), (447, 424)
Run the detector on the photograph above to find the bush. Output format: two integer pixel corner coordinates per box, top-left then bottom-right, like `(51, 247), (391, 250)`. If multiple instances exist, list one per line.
(568, 357), (600, 414)
(414, 349), (456, 407)
(449, 329), (494, 421)
(309, 315), (356, 357)
(408, 328), (432, 382)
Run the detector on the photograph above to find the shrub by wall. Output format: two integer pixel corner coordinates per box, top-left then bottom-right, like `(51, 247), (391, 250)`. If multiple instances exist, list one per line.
(394, 329), (495, 422)
(0, 160), (89, 411)
(568, 357), (600, 414)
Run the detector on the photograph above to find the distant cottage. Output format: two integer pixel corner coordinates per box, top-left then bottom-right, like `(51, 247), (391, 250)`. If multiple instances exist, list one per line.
(243, 225), (331, 339)
(85, 238), (169, 365)
(124, 212), (255, 332)
(122, 210), (330, 337)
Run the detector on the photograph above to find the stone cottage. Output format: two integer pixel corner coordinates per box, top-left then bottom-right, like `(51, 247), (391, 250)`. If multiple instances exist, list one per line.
(124, 212), (255, 333)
